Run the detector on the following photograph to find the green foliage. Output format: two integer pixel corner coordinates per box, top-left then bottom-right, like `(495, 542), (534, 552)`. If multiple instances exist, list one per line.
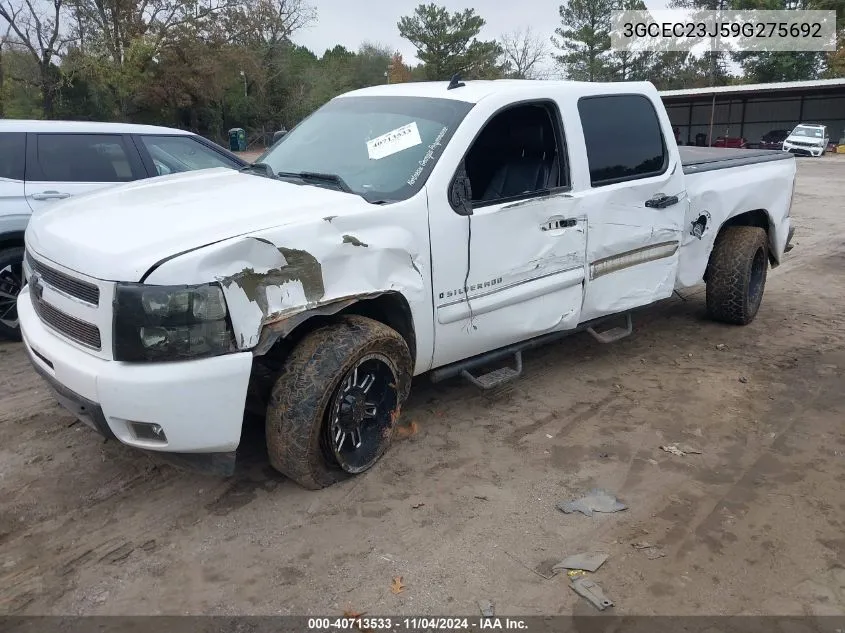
(552, 0), (616, 81)
(397, 3), (504, 80)
(1, 0), (840, 141)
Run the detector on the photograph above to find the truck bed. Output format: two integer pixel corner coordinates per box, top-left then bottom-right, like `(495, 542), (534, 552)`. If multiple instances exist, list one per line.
(679, 146), (794, 175)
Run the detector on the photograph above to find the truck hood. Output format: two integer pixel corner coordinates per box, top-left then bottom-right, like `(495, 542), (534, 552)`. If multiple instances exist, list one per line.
(26, 168), (370, 282)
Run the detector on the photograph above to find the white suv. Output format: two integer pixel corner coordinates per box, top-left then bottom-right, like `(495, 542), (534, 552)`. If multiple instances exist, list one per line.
(782, 123), (829, 157)
(0, 120), (247, 340)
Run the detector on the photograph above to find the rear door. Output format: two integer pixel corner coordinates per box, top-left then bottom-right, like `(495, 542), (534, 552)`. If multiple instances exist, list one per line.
(0, 132), (27, 222)
(24, 133), (146, 213)
(571, 92), (688, 323)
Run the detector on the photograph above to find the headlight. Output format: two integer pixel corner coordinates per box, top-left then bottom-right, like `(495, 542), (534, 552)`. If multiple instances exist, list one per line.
(113, 283), (235, 362)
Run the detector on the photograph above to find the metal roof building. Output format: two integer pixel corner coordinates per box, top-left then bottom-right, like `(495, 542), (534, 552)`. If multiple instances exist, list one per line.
(659, 78), (845, 146)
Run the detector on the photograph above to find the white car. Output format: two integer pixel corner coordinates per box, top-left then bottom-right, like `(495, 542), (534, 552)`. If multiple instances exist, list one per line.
(782, 123), (829, 157)
(0, 120), (247, 340)
(18, 79), (797, 488)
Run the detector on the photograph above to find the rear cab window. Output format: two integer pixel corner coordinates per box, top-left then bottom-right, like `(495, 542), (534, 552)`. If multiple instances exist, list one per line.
(33, 134), (142, 182)
(578, 94), (668, 187)
(0, 133), (26, 181)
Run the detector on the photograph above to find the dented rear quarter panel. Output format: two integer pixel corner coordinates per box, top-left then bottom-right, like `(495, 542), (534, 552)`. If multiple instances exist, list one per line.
(676, 157), (796, 289)
(143, 197), (435, 376)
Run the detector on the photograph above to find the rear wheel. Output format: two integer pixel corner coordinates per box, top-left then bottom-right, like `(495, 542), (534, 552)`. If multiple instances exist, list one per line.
(705, 226), (768, 325)
(0, 247), (24, 341)
(265, 315), (412, 489)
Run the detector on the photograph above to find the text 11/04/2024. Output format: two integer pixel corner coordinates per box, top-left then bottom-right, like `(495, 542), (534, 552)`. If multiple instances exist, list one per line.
(306, 617), (529, 631)
(610, 9), (837, 53)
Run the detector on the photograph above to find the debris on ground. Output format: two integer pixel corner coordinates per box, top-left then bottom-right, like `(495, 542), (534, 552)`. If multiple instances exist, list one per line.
(478, 599), (495, 617)
(598, 452), (610, 459)
(411, 502), (425, 509)
(552, 552), (609, 573)
(556, 489), (627, 517)
(474, 495), (488, 501)
(739, 376), (749, 384)
(631, 541), (667, 559)
(659, 444), (702, 457)
(390, 576), (405, 594)
(716, 344), (728, 351)
(567, 569), (588, 579)
(570, 577), (614, 611)
(394, 421), (419, 439)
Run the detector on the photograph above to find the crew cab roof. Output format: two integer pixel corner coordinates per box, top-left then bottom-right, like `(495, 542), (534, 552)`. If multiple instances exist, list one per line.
(0, 119), (195, 135)
(338, 79), (660, 104)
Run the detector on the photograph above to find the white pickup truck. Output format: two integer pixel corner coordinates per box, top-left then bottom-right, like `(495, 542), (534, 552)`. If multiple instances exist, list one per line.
(18, 79), (796, 489)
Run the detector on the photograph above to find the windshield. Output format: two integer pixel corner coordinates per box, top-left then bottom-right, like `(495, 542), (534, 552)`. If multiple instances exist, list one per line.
(257, 96), (474, 202)
(791, 126), (825, 138)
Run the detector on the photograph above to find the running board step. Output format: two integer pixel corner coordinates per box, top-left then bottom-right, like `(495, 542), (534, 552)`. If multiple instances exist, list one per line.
(461, 352), (523, 390)
(586, 313), (633, 344)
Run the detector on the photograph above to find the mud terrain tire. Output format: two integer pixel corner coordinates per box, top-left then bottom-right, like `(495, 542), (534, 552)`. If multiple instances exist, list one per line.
(706, 225), (769, 325)
(265, 315), (412, 490)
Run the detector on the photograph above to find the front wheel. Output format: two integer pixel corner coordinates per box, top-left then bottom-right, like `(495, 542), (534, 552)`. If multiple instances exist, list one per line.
(265, 315), (412, 490)
(0, 247), (24, 341)
(705, 226), (769, 325)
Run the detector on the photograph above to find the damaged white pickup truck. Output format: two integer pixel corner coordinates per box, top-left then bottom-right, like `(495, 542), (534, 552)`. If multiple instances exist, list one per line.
(18, 79), (796, 489)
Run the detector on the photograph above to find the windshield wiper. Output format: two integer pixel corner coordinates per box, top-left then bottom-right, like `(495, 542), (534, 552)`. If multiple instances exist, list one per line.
(239, 162), (275, 178)
(275, 171), (353, 194)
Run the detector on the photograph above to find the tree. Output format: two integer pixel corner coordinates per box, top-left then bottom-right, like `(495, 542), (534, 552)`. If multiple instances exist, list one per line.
(500, 26), (547, 78)
(397, 3), (503, 80)
(552, 0), (616, 81)
(728, 0), (824, 81)
(387, 51), (412, 83)
(605, 0), (656, 80)
(668, 0), (732, 86)
(0, 0), (73, 116)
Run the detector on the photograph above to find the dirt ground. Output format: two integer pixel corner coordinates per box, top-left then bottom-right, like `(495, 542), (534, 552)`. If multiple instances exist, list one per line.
(1, 156), (844, 617)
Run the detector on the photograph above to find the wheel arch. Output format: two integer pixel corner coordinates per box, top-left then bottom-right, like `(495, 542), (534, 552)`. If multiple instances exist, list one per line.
(0, 231), (26, 253)
(705, 209), (776, 281)
(254, 290), (417, 367)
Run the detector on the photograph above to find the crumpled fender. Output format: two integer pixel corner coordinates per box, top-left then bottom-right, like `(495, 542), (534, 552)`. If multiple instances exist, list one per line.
(175, 216), (427, 352)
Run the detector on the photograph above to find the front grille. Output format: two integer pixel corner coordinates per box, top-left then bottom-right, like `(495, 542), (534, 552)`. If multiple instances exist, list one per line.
(790, 140), (819, 148)
(26, 251), (99, 305)
(31, 290), (102, 350)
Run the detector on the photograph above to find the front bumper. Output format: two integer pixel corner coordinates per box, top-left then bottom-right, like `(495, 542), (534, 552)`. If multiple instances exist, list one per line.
(783, 143), (824, 157)
(18, 285), (254, 472)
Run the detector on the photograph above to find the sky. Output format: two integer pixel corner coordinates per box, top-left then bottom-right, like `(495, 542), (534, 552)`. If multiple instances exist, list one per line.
(291, 0), (670, 73)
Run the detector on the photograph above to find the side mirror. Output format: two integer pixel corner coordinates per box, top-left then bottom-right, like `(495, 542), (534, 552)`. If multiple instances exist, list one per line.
(273, 130), (287, 144)
(449, 165), (473, 216)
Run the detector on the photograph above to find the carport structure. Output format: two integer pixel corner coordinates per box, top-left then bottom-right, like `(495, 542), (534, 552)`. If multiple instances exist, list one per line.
(660, 78), (845, 147)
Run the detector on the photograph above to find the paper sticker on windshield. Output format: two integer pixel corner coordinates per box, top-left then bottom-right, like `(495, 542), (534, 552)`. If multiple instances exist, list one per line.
(367, 122), (422, 160)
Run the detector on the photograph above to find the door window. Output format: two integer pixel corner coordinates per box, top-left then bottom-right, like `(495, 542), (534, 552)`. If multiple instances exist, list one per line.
(0, 133), (26, 181)
(35, 134), (137, 182)
(460, 102), (566, 209)
(578, 94), (668, 187)
(140, 135), (241, 176)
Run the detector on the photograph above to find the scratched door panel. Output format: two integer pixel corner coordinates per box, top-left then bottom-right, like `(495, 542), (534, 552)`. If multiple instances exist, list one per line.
(429, 194), (587, 369)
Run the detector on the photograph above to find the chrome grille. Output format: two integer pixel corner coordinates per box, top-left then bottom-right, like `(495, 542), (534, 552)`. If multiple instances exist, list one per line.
(30, 285), (102, 350)
(25, 251), (99, 305)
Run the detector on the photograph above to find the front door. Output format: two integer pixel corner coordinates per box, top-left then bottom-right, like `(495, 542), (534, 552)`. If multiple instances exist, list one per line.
(24, 133), (146, 214)
(427, 100), (588, 369)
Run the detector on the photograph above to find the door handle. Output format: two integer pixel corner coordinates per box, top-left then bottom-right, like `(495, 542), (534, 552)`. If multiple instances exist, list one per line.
(645, 194), (679, 209)
(541, 217), (578, 231)
(32, 191), (71, 201)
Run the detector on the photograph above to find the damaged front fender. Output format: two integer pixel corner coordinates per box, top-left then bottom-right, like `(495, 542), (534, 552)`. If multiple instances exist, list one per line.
(145, 216), (428, 353)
